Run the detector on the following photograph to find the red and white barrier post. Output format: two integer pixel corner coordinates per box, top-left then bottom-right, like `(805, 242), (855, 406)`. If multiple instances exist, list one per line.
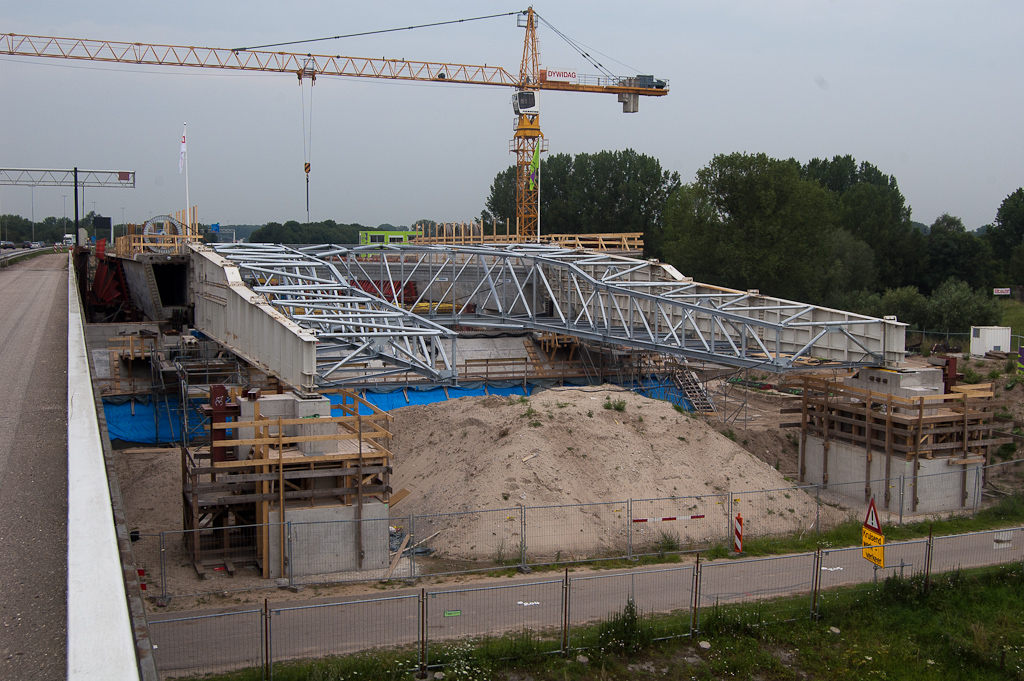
(733, 512), (743, 553)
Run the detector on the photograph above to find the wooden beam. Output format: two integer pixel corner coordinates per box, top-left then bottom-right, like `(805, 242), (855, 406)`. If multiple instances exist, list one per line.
(381, 533), (410, 583)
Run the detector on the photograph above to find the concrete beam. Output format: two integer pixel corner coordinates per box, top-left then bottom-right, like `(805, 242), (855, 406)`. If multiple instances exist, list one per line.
(191, 245), (318, 392)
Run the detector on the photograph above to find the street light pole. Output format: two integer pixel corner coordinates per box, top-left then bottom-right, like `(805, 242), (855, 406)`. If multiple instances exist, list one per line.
(62, 194), (67, 235)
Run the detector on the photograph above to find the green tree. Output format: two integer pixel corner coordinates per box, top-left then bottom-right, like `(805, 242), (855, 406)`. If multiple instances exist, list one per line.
(926, 278), (1001, 332)
(984, 188), (1024, 283)
(249, 219), (367, 244)
(819, 229), (877, 306)
(484, 166), (516, 224)
(879, 286), (930, 329)
(924, 213), (992, 293)
(662, 152), (838, 302)
(484, 149), (680, 253)
(802, 156), (923, 290)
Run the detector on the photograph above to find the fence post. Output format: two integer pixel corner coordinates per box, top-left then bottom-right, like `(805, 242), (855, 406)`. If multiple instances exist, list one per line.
(286, 522), (294, 588)
(264, 598), (271, 681)
(898, 475), (904, 526)
(409, 514), (416, 579)
(159, 531), (168, 605)
(690, 553), (702, 636)
(627, 498), (633, 561)
(811, 547), (822, 620)
(972, 467), (981, 516)
(561, 567), (569, 656)
(924, 524), (933, 593)
(519, 504), (527, 571)
(418, 587), (428, 679)
(815, 485), (821, 536)
(726, 494), (733, 547)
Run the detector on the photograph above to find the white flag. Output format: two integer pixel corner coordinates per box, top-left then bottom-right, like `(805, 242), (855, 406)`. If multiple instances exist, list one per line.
(179, 126), (187, 174)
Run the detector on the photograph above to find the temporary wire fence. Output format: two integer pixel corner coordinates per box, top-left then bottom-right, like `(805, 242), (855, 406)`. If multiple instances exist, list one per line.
(138, 461), (1018, 602)
(147, 525), (1024, 679)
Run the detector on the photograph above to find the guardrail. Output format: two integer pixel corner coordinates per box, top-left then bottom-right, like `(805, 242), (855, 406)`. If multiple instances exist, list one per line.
(0, 245), (56, 266)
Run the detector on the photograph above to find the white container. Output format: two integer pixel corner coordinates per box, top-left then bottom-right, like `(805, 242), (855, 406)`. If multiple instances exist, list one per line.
(970, 326), (1011, 356)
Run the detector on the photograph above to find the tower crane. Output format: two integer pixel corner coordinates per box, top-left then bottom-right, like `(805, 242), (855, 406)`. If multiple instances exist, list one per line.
(2, 8), (668, 239)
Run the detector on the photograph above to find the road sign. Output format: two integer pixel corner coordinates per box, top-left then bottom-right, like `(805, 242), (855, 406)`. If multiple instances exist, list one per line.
(862, 497), (884, 566)
(863, 498), (882, 533)
(862, 527), (885, 567)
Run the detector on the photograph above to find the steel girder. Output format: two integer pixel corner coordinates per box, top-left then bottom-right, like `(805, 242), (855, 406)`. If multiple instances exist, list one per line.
(209, 243), (457, 386)
(203, 242), (904, 389)
(300, 242), (906, 372)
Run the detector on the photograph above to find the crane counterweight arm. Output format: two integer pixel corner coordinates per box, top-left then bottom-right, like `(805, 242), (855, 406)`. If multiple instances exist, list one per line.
(2, 32), (667, 96)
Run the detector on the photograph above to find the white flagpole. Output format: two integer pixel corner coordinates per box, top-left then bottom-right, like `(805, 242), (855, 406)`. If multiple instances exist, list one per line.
(183, 123), (191, 236)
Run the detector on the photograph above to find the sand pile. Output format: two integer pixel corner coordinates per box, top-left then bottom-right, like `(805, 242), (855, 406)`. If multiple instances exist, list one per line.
(388, 386), (825, 560)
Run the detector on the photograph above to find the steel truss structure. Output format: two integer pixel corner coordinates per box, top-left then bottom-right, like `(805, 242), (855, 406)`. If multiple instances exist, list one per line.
(195, 242), (904, 390)
(202, 243), (457, 387)
(0, 168), (135, 187)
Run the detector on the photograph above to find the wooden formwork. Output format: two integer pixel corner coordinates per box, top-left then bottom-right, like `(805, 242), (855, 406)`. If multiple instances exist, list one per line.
(781, 375), (1013, 511)
(181, 389), (393, 577)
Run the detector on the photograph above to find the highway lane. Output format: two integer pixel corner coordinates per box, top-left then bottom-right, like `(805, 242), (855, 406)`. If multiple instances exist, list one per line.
(149, 525), (1024, 676)
(0, 254), (69, 679)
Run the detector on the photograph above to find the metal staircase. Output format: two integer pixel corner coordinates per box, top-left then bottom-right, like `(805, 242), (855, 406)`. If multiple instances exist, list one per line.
(672, 366), (716, 416)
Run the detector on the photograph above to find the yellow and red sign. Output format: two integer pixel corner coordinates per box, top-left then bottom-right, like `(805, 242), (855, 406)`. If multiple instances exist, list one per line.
(861, 497), (884, 567)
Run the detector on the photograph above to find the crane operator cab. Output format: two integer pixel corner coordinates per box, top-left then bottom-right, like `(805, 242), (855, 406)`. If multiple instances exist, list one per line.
(513, 90), (540, 116)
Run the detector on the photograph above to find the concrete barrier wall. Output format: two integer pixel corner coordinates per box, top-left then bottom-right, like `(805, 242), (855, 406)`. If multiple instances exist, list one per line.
(67, 256), (140, 680)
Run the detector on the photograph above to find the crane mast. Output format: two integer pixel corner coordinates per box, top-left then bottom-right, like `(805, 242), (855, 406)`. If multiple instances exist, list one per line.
(514, 7), (544, 240)
(2, 14), (666, 239)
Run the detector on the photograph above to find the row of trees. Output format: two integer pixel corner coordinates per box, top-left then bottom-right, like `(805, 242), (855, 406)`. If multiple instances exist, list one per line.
(0, 214), (82, 244)
(484, 150), (1020, 332)
(248, 220), (369, 245)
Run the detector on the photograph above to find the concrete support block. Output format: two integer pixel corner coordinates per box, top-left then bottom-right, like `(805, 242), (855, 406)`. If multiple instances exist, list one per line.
(268, 502), (389, 579)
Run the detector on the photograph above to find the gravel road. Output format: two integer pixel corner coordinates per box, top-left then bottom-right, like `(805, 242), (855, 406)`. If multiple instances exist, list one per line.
(0, 254), (69, 679)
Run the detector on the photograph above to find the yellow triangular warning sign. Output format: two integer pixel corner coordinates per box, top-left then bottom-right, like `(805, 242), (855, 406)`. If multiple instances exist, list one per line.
(864, 497), (882, 533)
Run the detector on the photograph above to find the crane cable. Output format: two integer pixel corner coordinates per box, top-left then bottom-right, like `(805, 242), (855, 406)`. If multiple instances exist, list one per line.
(300, 62), (314, 224)
(534, 13), (640, 80)
(233, 10), (526, 52)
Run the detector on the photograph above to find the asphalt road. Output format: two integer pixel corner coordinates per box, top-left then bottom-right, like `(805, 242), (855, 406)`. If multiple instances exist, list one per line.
(149, 526), (1023, 676)
(0, 254), (69, 679)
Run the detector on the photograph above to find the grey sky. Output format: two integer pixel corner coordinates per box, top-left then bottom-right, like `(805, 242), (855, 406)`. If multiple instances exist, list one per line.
(2, 1), (1021, 231)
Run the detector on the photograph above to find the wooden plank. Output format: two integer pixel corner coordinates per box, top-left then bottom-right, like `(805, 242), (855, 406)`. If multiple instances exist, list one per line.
(212, 413), (391, 429)
(211, 451), (391, 469)
(227, 431), (391, 447)
(198, 466), (391, 485)
(381, 533), (410, 583)
(199, 484), (391, 506)
(947, 457), (986, 465)
(389, 488), (411, 509)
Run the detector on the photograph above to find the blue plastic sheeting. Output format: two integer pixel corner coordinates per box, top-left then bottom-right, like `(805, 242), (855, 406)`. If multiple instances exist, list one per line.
(332, 383), (533, 414)
(105, 379), (690, 444)
(103, 397), (183, 444)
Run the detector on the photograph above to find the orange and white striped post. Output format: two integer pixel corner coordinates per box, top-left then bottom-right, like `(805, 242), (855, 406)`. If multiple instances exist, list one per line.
(733, 513), (743, 553)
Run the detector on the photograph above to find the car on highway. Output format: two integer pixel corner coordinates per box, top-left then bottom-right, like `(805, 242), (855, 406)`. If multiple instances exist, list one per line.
(21, 241), (33, 248)
(0, 240), (14, 249)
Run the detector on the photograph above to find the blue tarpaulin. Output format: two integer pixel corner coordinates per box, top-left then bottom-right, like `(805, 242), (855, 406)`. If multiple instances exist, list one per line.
(103, 396), (183, 444)
(104, 379), (691, 444)
(334, 383), (532, 414)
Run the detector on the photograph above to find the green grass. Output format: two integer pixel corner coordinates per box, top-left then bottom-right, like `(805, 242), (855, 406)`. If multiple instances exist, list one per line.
(1001, 299), (1024, 340)
(198, 564), (1024, 680)
(735, 493), (1024, 558)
